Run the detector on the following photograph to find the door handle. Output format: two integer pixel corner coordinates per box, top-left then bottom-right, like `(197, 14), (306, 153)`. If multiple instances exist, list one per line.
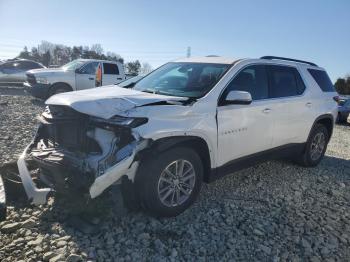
(306, 102), (312, 107)
(88, 77), (94, 80)
(262, 108), (271, 114)
(117, 77), (123, 80)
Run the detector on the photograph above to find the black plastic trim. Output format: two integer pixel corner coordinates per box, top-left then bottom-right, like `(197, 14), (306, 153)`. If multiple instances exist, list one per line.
(208, 143), (305, 183)
(308, 114), (334, 142)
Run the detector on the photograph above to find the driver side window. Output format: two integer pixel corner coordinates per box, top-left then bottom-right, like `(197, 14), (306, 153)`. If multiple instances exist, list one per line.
(224, 65), (268, 101)
(79, 62), (98, 74)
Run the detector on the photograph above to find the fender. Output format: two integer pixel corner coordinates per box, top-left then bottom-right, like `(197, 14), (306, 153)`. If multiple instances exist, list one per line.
(136, 130), (216, 169)
(135, 135), (213, 182)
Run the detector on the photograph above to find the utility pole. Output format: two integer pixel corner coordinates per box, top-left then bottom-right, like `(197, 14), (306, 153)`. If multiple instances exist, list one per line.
(187, 46), (191, 58)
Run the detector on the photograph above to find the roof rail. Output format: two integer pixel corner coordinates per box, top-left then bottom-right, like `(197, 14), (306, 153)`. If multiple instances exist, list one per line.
(260, 56), (317, 67)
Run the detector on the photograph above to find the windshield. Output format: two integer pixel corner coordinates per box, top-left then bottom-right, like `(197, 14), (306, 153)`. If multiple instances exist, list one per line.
(133, 62), (230, 98)
(118, 75), (144, 88)
(61, 60), (85, 71)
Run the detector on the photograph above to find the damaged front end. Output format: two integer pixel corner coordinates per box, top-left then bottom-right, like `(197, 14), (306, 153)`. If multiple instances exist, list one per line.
(17, 105), (149, 205)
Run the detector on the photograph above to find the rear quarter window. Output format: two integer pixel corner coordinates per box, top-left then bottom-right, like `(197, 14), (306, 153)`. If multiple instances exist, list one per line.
(308, 69), (335, 92)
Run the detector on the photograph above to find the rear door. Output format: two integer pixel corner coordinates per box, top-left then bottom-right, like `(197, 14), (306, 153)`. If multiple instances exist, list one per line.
(75, 62), (99, 90)
(266, 65), (311, 147)
(217, 64), (274, 166)
(102, 62), (123, 85)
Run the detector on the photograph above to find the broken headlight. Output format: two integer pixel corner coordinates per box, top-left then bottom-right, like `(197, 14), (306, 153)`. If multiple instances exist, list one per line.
(90, 115), (148, 129)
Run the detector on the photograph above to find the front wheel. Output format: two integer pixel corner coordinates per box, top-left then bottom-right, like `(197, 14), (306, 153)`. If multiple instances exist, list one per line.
(49, 83), (72, 98)
(296, 124), (329, 167)
(135, 147), (203, 217)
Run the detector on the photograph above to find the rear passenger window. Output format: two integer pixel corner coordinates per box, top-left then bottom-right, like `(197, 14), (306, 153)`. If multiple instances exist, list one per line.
(268, 65), (305, 98)
(224, 65), (269, 100)
(308, 69), (335, 92)
(103, 63), (119, 75)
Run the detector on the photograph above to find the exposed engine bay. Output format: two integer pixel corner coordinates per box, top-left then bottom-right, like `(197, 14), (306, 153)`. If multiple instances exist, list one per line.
(20, 105), (149, 204)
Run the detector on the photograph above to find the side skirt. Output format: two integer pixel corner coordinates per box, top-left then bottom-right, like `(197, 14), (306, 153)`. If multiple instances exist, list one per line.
(207, 143), (305, 183)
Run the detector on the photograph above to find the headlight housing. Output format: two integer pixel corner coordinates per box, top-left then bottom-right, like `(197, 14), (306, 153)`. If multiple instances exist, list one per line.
(90, 115), (148, 129)
(36, 77), (49, 84)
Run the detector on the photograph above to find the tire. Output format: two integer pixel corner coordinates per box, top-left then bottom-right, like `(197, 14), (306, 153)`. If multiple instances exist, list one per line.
(296, 124), (329, 167)
(49, 83), (72, 98)
(337, 113), (347, 124)
(135, 147), (203, 217)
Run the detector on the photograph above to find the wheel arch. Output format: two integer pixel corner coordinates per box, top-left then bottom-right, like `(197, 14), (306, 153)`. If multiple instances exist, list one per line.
(308, 114), (334, 142)
(137, 136), (213, 183)
(49, 82), (73, 95)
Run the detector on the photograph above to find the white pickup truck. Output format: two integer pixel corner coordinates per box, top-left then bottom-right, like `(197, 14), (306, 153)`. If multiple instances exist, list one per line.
(24, 59), (125, 99)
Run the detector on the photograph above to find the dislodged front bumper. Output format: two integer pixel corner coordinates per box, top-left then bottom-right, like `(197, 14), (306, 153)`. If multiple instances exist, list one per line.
(17, 145), (52, 205)
(17, 139), (147, 205)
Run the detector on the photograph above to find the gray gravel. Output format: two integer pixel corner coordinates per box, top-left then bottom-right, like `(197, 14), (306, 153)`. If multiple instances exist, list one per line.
(0, 90), (350, 261)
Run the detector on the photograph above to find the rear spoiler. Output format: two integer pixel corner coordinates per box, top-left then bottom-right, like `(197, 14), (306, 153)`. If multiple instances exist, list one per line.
(0, 175), (6, 221)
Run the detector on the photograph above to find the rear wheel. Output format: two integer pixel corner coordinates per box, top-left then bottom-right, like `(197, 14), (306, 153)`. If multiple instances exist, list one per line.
(135, 147), (203, 217)
(296, 124), (329, 167)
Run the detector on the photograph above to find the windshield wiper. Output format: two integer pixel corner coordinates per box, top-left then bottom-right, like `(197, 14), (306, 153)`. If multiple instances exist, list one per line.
(142, 89), (157, 94)
(141, 88), (191, 98)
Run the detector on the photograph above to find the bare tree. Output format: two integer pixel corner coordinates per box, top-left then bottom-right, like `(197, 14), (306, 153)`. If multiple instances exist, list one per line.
(141, 62), (152, 74)
(91, 44), (104, 55)
(16, 40), (124, 67)
(126, 60), (141, 75)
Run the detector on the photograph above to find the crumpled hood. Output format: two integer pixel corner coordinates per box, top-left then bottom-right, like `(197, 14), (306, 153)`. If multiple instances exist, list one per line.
(46, 85), (188, 119)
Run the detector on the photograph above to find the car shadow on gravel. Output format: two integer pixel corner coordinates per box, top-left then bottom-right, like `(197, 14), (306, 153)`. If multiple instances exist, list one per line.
(1, 154), (350, 260)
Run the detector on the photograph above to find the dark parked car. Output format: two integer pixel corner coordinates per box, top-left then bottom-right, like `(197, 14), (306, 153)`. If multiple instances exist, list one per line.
(337, 97), (350, 123)
(0, 59), (45, 85)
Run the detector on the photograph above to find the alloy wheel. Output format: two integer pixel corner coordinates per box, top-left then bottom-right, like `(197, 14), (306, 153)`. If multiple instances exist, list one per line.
(310, 132), (326, 161)
(157, 159), (196, 207)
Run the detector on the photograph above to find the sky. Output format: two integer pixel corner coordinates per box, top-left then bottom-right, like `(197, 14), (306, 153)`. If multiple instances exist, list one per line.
(0, 0), (349, 81)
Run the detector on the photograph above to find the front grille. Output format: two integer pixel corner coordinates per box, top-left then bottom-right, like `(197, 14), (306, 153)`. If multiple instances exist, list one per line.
(26, 73), (36, 85)
(39, 106), (101, 153)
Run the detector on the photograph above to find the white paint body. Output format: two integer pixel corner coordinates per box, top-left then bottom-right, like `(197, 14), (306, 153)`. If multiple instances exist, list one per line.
(18, 56), (338, 205)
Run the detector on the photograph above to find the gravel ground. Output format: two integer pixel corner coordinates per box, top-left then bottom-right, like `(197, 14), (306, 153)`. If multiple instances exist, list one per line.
(0, 90), (350, 261)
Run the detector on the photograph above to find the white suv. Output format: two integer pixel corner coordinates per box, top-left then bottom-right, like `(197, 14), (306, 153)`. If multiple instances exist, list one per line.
(17, 56), (338, 217)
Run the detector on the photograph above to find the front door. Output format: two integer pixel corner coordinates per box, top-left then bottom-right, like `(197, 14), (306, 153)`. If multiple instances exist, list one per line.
(75, 62), (99, 90)
(217, 64), (273, 167)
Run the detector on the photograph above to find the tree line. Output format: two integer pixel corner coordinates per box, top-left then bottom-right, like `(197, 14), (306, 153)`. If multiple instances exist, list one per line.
(16, 40), (151, 75)
(334, 76), (350, 95)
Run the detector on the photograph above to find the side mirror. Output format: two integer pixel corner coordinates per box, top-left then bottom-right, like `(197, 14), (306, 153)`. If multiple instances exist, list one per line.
(224, 90), (252, 105)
